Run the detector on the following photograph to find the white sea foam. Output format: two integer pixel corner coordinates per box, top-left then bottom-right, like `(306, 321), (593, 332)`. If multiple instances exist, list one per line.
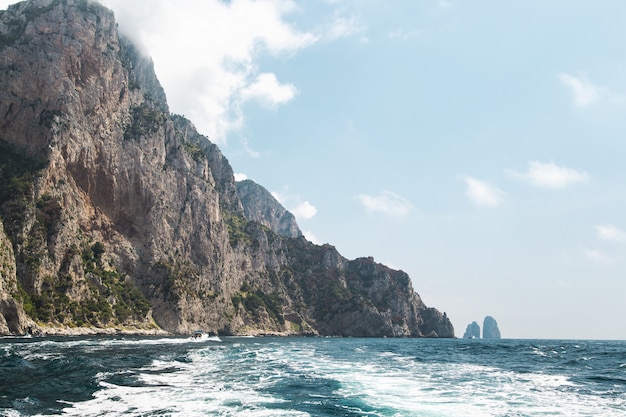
(57, 345), (306, 417)
(332, 354), (622, 416)
(9, 338), (623, 417)
(267, 343), (624, 417)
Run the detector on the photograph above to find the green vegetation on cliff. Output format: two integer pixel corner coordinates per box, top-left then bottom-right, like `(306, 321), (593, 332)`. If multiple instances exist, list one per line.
(224, 211), (253, 248)
(15, 241), (151, 327)
(0, 141), (48, 272)
(0, 0), (454, 337)
(1, 141), (152, 328)
(0, 141), (46, 206)
(232, 281), (285, 326)
(124, 102), (167, 141)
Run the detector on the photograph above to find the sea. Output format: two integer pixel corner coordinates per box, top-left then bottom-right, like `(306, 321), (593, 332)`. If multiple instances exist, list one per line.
(0, 336), (624, 416)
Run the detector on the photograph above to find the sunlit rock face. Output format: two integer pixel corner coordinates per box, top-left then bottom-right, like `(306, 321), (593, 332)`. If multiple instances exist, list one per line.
(0, 0), (454, 338)
(236, 179), (302, 239)
(483, 316), (501, 339)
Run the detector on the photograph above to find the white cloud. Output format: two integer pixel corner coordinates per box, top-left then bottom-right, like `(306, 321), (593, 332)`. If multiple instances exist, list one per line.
(595, 224), (626, 242)
(303, 230), (321, 245)
(584, 248), (614, 265)
(357, 191), (413, 216)
(292, 201), (317, 220)
(382, 261), (401, 271)
(239, 137), (261, 159)
(9, 0), (365, 145)
(102, 0), (317, 144)
(241, 73), (298, 109)
(271, 189), (317, 221)
(463, 177), (504, 207)
(558, 72), (600, 108)
(388, 28), (422, 41)
(270, 190), (285, 205)
(510, 161), (589, 188)
(323, 13), (366, 41)
(233, 172), (248, 182)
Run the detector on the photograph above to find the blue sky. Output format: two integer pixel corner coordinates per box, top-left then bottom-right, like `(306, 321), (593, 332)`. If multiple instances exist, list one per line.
(3, 0), (625, 339)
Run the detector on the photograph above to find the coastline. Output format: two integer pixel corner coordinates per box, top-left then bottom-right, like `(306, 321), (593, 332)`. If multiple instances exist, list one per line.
(9, 325), (310, 338)
(32, 326), (171, 337)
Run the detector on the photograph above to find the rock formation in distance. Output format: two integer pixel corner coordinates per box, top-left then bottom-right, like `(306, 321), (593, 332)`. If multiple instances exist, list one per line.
(0, 0), (454, 338)
(236, 180), (302, 239)
(482, 316), (501, 339)
(463, 321), (480, 339)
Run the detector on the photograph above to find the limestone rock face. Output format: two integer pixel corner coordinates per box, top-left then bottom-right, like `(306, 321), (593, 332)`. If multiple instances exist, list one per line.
(0, 0), (454, 337)
(483, 316), (501, 339)
(463, 321), (481, 339)
(0, 221), (34, 334)
(236, 180), (302, 239)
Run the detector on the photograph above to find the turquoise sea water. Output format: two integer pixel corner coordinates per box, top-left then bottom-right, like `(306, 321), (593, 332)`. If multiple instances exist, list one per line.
(1, 336), (624, 416)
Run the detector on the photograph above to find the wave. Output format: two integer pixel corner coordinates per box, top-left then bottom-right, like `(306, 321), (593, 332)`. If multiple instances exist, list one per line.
(2, 338), (625, 416)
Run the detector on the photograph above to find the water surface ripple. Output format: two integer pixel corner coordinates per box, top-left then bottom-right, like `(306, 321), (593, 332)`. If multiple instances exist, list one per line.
(1, 337), (624, 416)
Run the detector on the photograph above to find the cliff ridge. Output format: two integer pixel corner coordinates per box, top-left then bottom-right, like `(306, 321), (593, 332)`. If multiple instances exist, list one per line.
(0, 0), (454, 338)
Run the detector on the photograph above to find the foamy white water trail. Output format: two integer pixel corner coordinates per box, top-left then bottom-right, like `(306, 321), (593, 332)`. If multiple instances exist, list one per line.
(1, 336), (624, 416)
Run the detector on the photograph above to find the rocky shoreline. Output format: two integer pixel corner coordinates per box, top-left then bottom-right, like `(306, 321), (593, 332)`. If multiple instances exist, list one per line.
(12, 325), (313, 338)
(27, 326), (171, 337)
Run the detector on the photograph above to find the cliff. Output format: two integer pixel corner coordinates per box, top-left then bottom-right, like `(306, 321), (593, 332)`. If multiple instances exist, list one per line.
(236, 179), (302, 239)
(0, 0), (454, 337)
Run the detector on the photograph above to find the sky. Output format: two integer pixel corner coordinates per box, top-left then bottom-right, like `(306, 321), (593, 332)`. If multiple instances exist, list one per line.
(3, 0), (626, 340)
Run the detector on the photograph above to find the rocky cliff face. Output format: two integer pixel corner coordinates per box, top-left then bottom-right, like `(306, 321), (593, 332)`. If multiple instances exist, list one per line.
(483, 316), (501, 339)
(0, 0), (454, 337)
(236, 180), (302, 239)
(0, 220), (35, 334)
(463, 321), (480, 339)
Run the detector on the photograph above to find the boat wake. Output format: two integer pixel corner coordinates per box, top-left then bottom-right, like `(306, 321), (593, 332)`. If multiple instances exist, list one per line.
(189, 330), (222, 342)
(189, 334), (222, 342)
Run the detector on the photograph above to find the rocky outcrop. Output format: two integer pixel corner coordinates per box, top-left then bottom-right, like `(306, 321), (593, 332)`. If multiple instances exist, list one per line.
(418, 308), (454, 338)
(463, 321), (480, 339)
(483, 316), (501, 339)
(0, 221), (34, 334)
(0, 0), (454, 337)
(236, 179), (302, 239)
(462, 317), (501, 339)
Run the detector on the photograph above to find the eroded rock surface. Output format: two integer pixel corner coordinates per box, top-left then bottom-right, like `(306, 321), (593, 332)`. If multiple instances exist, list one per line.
(463, 321), (480, 339)
(483, 316), (501, 339)
(0, 0), (454, 337)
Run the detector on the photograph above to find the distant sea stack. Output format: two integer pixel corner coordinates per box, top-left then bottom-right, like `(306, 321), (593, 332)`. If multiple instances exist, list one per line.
(462, 321), (480, 339)
(482, 316), (501, 339)
(463, 316), (501, 339)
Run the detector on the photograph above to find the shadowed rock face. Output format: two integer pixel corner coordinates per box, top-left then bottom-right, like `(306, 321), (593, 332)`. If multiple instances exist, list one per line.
(0, 0), (454, 338)
(0, 221), (35, 334)
(463, 321), (481, 339)
(483, 316), (501, 339)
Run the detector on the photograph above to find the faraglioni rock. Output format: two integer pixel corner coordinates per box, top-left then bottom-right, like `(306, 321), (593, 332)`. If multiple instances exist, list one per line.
(0, 0), (454, 337)
(482, 316), (501, 339)
(463, 321), (481, 339)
